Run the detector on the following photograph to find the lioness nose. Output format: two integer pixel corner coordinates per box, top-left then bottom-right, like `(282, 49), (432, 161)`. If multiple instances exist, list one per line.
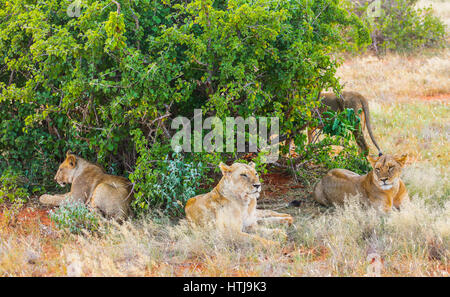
(380, 178), (388, 182)
(253, 184), (261, 189)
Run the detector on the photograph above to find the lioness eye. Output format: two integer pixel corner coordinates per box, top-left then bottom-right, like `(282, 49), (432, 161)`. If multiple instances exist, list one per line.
(240, 173), (248, 178)
(375, 168), (380, 172)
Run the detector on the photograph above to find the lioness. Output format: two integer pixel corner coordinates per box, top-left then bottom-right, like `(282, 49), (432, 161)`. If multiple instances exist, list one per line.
(308, 91), (382, 156)
(185, 162), (293, 245)
(39, 151), (133, 221)
(312, 154), (409, 212)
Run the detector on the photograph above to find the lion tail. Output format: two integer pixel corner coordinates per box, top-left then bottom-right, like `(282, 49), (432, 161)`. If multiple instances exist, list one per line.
(360, 97), (382, 156)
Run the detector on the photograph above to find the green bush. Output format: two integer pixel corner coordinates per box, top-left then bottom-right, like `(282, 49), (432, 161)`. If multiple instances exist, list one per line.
(352, 0), (446, 53)
(0, 0), (370, 215)
(49, 201), (100, 234)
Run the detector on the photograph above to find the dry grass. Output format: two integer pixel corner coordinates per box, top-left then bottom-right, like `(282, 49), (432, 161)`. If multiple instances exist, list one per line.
(337, 50), (450, 99)
(367, 100), (449, 168)
(2, 196), (447, 276)
(292, 198), (449, 276)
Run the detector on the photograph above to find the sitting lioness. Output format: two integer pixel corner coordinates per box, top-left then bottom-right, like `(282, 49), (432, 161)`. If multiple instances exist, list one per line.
(312, 154), (409, 212)
(185, 162), (293, 245)
(39, 151), (133, 221)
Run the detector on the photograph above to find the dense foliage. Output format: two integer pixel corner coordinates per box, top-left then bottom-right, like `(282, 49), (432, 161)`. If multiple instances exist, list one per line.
(1, 0), (374, 214)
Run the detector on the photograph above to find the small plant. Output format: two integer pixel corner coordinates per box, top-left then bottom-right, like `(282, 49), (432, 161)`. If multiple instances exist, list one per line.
(295, 108), (371, 175)
(132, 152), (207, 217)
(321, 108), (361, 138)
(49, 201), (100, 234)
(321, 108), (371, 173)
(130, 129), (209, 217)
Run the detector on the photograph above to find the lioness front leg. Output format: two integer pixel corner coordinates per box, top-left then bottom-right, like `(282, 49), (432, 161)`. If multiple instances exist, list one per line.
(393, 182), (410, 210)
(256, 209), (294, 225)
(39, 192), (71, 206)
(237, 230), (278, 246)
(220, 214), (278, 246)
(247, 224), (287, 241)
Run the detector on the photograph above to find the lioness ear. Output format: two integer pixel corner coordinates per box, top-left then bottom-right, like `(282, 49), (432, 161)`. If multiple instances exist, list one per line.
(248, 162), (256, 169)
(219, 162), (232, 176)
(395, 154), (408, 167)
(66, 154), (77, 168)
(367, 155), (378, 167)
(66, 150), (73, 158)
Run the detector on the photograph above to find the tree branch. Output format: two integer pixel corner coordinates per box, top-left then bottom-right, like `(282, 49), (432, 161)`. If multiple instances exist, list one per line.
(111, 0), (121, 14)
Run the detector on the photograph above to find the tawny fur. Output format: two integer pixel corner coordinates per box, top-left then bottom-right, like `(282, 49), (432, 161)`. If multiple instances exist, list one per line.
(308, 91), (382, 155)
(39, 151), (134, 221)
(313, 154), (409, 212)
(185, 162), (293, 245)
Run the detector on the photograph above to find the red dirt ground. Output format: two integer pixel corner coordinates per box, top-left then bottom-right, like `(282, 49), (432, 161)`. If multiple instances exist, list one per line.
(0, 204), (62, 276)
(260, 171), (304, 202)
(0, 204), (54, 234)
(419, 93), (450, 101)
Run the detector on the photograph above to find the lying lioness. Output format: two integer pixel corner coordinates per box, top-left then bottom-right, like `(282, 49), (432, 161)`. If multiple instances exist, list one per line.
(185, 162), (293, 245)
(312, 154), (409, 212)
(39, 151), (133, 221)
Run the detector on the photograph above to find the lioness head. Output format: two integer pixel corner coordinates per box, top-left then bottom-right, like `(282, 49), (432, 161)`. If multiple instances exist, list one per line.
(219, 162), (261, 202)
(368, 154), (407, 190)
(54, 151), (78, 187)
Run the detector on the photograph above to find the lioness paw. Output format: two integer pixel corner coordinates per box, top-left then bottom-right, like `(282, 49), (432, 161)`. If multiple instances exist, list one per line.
(284, 216), (294, 225)
(264, 239), (280, 246)
(272, 228), (287, 237)
(39, 194), (52, 203)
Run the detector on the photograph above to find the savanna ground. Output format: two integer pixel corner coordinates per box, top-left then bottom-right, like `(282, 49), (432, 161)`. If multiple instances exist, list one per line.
(1, 1), (449, 276)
